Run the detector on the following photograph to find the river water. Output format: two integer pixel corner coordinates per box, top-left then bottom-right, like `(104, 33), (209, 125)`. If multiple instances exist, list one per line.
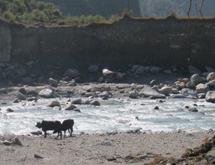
(0, 98), (215, 135)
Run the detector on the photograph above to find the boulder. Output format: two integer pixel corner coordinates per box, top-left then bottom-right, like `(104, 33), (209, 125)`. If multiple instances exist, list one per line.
(129, 91), (138, 99)
(139, 85), (165, 98)
(207, 80), (215, 87)
(102, 69), (122, 79)
(89, 100), (101, 106)
(65, 103), (77, 110)
(186, 81), (195, 89)
(195, 83), (209, 93)
(63, 68), (80, 78)
(49, 78), (58, 87)
(190, 74), (202, 85)
(17, 93), (26, 100)
(158, 86), (172, 95)
(135, 65), (145, 75)
(38, 89), (54, 98)
(206, 72), (215, 82)
(72, 99), (82, 104)
(181, 88), (197, 98)
(47, 101), (60, 107)
(88, 65), (99, 73)
(188, 107), (198, 112)
(206, 91), (215, 103)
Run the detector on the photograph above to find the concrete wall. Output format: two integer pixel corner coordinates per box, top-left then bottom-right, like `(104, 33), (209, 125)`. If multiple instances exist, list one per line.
(1, 16), (215, 73)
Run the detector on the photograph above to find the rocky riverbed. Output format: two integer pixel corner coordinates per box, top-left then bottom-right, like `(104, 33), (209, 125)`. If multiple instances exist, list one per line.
(1, 63), (215, 164)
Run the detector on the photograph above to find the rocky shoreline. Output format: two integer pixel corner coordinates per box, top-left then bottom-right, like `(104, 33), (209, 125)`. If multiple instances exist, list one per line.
(1, 63), (215, 164)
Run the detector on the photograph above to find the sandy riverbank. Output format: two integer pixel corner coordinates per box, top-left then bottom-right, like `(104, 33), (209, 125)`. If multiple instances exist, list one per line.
(0, 130), (214, 165)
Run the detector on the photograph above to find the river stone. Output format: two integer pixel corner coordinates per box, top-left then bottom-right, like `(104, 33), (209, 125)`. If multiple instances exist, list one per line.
(140, 85), (165, 98)
(190, 74), (202, 85)
(186, 81), (195, 89)
(207, 80), (215, 87)
(49, 78), (58, 87)
(135, 65), (144, 75)
(63, 68), (80, 78)
(73, 108), (81, 113)
(129, 91), (138, 99)
(196, 83), (209, 93)
(188, 65), (202, 75)
(189, 107), (198, 112)
(181, 88), (197, 98)
(206, 91), (215, 103)
(206, 72), (215, 81)
(206, 148), (215, 164)
(72, 99), (82, 104)
(158, 86), (172, 95)
(38, 89), (54, 98)
(47, 101), (60, 107)
(6, 108), (14, 112)
(65, 103), (77, 110)
(89, 100), (101, 106)
(17, 93), (26, 100)
(88, 65), (99, 73)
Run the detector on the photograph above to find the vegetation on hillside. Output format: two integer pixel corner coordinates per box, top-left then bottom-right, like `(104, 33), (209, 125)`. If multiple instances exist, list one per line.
(0, 0), (120, 26)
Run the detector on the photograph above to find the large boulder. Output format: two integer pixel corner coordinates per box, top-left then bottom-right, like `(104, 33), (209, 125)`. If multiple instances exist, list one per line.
(196, 83), (209, 93)
(139, 85), (165, 98)
(206, 91), (215, 103)
(206, 72), (215, 82)
(38, 89), (54, 98)
(190, 74), (202, 85)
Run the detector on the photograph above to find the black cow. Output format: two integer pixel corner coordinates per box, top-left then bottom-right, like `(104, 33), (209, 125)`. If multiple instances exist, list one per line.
(54, 119), (74, 137)
(36, 120), (62, 139)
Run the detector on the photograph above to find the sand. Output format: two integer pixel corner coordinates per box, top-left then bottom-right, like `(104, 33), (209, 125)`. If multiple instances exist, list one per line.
(0, 130), (214, 165)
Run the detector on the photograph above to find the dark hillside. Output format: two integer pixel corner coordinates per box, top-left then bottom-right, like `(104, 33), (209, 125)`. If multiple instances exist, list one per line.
(35, 0), (141, 18)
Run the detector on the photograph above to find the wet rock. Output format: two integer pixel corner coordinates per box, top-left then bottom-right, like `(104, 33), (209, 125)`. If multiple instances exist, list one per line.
(65, 103), (77, 110)
(12, 99), (19, 103)
(186, 81), (195, 89)
(198, 93), (206, 99)
(38, 89), (54, 98)
(47, 101), (60, 107)
(188, 107), (198, 112)
(49, 78), (58, 87)
(98, 91), (110, 99)
(6, 108), (14, 112)
(140, 85), (165, 98)
(181, 88), (197, 98)
(19, 88), (27, 95)
(72, 99), (82, 104)
(196, 83), (209, 93)
(206, 91), (215, 103)
(13, 137), (22, 146)
(17, 93), (26, 100)
(27, 97), (37, 102)
(73, 108), (81, 113)
(89, 100), (101, 106)
(0, 88), (7, 94)
(154, 106), (159, 110)
(102, 69), (122, 79)
(88, 65), (99, 73)
(206, 72), (215, 81)
(150, 79), (157, 86)
(207, 80), (215, 87)
(129, 91), (138, 99)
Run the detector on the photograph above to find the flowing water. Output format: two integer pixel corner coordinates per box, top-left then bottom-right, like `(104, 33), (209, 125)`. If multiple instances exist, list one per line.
(0, 98), (215, 135)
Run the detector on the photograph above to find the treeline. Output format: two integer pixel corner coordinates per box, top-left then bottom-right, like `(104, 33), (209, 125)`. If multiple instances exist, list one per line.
(0, 0), (120, 26)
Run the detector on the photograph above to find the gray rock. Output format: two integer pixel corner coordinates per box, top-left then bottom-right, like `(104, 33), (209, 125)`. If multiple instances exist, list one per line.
(158, 86), (172, 95)
(72, 99), (82, 104)
(188, 107), (198, 112)
(6, 108), (14, 112)
(139, 85), (165, 98)
(49, 78), (58, 87)
(206, 148), (215, 164)
(47, 101), (60, 107)
(0, 88), (7, 94)
(73, 108), (81, 113)
(190, 74), (202, 85)
(135, 65), (145, 75)
(65, 103), (77, 110)
(188, 65), (202, 75)
(90, 100), (101, 106)
(181, 88), (197, 98)
(150, 79), (157, 86)
(17, 93), (26, 100)
(206, 91), (215, 103)
(196, 83), (209, 93)
(129, 91), (138, 99)
(206, 72), (215, 82)
(16, 68), (26, 77)
(186, 81), (196, 89)
(34, 154), (43, 159)
(38, 89), (54, 98)
(63, 68), (80, 78)
(207, 80), (215, 87)
(13, 137), (22, 146)
(88, 65), (99, 73)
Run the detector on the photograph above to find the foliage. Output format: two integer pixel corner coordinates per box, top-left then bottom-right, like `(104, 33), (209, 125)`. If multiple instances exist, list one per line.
(0, 0), (62, 24)
(0, 0), (120, 26)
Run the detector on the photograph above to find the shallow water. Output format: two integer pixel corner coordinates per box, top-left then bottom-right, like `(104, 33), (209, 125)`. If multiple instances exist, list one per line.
(0, 98), (215, 135)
